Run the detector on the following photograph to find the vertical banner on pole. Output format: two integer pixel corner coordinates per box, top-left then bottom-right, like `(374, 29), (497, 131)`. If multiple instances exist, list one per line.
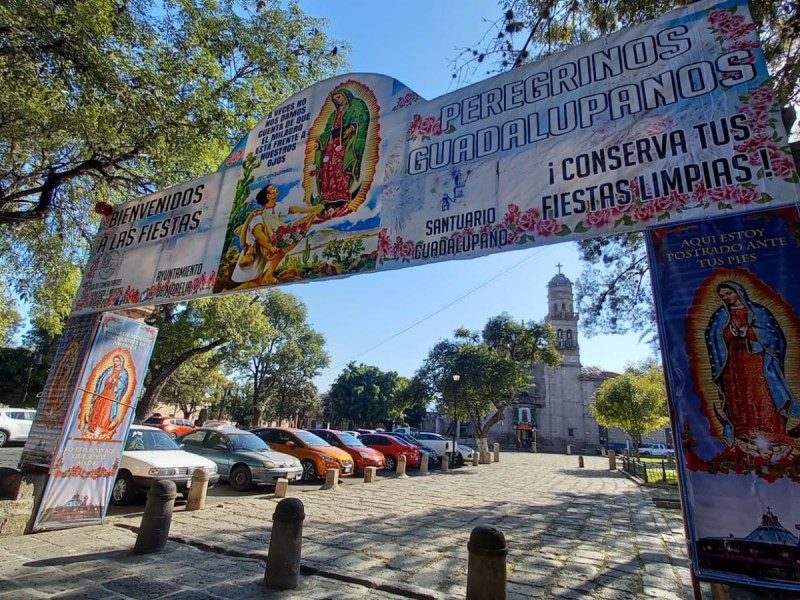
(647, 204), (800, 591)
(32, 314), (157, 531)
(20, 315), (99, 469)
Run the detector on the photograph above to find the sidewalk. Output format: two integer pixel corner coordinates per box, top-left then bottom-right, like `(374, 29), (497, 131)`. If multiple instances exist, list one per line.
(1, 453), (710, 599)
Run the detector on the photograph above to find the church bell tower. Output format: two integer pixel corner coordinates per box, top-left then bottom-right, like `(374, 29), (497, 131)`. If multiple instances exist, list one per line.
(545, 264), (580, 366)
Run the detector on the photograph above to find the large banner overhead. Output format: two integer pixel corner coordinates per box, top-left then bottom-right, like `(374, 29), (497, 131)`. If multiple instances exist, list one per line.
(647, 205), (800, 591)
(71, 0), (800, 316)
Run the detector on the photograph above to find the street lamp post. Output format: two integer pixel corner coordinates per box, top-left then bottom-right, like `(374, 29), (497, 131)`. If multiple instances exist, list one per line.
(452, 374), (460, 465)
(22, 353), (42, 406)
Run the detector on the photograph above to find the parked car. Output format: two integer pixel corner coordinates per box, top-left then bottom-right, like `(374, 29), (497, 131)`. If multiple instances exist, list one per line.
(384, 431), (438, 465)
(412, 432), (454, 464)
(251, 427), (355, 482)
(143, 416), (196, 439)
(180, 427), (302, 491)
(308, 429), (386, 473)
(638, 443), (674, 458)
(112, 424), (219, 505)
(392, 426), (419, 436)
(0, 408), (36, 447)
(453, 442), (476, 467)
(359, 433), (421, 471)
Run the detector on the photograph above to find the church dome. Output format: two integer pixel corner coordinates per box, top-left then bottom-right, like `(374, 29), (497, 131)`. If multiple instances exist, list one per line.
(548, 272), (571, 288)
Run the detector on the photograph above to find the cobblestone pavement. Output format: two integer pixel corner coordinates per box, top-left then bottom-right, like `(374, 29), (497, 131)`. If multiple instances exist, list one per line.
(1, 452), (713, 599)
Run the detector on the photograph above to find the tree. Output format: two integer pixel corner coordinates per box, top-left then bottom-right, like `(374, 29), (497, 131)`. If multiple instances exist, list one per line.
(416, 313), (561, 453)
(0, 0), (346, 330)
(454, 0), (800, 340)
(0, 280), (21, 345)
(235, 290), (329, 425)
(136, 294), (268, 420)
(326, 363), (409, 428)
(590, 363), (670, 455)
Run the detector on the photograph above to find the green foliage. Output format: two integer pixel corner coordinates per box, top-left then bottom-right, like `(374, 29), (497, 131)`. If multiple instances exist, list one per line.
(0, 0), (346, 328)
(0, 281), (21, 345)
(591, 363), (670, 446)
(0, 347), (47, 407)
(326, 363), (409, 427)
(322, 238), (365, 267)
(235, 289), (329, 423)
(416, 313), (561, 441)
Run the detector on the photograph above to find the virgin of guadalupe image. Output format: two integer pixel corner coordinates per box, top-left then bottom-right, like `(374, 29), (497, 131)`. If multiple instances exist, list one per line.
(303, 81), (379, 223)
(704, 279), (800, 449)
(78, 352), (131, 439)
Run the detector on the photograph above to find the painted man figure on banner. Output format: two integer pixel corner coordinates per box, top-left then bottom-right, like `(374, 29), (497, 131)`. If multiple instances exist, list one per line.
(79, 352), (130, 438)
(705, 280), (800, 447)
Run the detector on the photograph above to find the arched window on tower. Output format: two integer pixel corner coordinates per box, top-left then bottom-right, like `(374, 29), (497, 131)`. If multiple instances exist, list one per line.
(557, 329), (564, 348)
(566, 329), (573, 347)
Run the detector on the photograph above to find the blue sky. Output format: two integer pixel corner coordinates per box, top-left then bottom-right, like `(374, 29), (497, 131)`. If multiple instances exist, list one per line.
(280, 0), (655, 391)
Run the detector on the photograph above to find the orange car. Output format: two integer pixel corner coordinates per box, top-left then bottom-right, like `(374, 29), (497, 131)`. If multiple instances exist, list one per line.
(143, 416), (196, 440)
(252, 427), (354, 481)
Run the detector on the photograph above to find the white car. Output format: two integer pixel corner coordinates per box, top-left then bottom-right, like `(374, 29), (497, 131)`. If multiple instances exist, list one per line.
(0, 408), (37, 447)
(415, 432), (475, 466)
(112, 424), (220, 505)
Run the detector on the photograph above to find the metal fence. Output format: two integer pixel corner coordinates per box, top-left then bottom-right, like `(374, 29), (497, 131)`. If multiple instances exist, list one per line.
(621, 456), (679, 485)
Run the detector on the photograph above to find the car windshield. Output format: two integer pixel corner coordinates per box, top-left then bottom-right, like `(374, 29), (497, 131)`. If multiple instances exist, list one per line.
(125, 429), (180, 451)
(339, 433), (364, 447)
(295, 430), (330, 446)
(229, 432), (270, 451)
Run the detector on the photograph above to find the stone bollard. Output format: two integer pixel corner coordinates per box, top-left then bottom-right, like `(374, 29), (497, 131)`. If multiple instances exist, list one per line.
(264, 498), (305, 590)
(472, 452), (480, 466)
(185, 468), (209, 511)
(578, 455), (584, 468)
(493, 443), (500, 463)
(364, 466), (377, 483)
(274, 478), (289, 498)
(321, 468), (339, 490)
(467, 525), (507, 600)
(566, 444), (572, 455)
(609, 450), (617, 470)
(480, 451), (491, 464)
(601, 447), (608, 457)
(396, 454), (408, 478)
(420, 453), (429, 475)
(134, 480), (177, 554)
(441, 454), (449, 471)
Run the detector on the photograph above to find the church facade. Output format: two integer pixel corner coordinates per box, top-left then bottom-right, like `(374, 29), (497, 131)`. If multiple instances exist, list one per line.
(484, 269), (668, 453)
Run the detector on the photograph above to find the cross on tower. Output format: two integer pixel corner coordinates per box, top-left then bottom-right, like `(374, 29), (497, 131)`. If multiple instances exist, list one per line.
(556, 262), (563, 274)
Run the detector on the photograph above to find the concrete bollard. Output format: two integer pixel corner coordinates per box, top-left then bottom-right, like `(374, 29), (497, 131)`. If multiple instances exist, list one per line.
(185, 468), (209, 511)
(420, 453), (429, 475)
(396, 454), (408, 478)
(480, 451), (491, 464)
(578, 455), (584, 468)
(493, 443), (500, 463)
(566, 444), (572, 455)
(609, 450), (617, 470)
(321, 468), (339, 490)
(472, 452), (480, 466)
(441, 454), (449, 471)
(601, 447), (608, 457)
(274, 478), (289, 498)
(264, 497), (305, 590)
(364, 466), (377, 483)
(467, 525), (507, 600)
(134, 480), (177, 554)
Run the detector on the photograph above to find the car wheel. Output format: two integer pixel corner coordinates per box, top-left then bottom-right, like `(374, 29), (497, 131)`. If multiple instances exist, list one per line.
(111, 470), (137, 505)
(169, 432), (178, 440)
(384, 455), (397, 471)
(230, 465), (253, 491)
(301, 459), (317, 481)
(453, 452), (464, 467)
(641, 451), (651, 458)
(0, 430), (8, 448)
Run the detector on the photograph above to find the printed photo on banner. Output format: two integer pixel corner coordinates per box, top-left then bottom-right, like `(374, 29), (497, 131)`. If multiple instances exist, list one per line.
(213, 79), (385, 293)
(647, 205), (800, 590)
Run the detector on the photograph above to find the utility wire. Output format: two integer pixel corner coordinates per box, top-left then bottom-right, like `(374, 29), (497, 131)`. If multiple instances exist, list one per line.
(330, 247), (551, 370)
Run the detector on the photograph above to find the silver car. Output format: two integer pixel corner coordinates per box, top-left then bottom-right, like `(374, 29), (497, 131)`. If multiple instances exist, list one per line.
(180, 427), (302, 491)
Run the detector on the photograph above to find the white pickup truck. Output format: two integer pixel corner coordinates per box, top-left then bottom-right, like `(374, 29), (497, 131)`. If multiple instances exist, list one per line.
(638, 443), (674, 458)
(414, 432), (476, 466)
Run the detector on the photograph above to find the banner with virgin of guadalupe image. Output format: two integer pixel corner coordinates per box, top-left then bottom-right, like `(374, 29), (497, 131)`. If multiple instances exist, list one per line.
(70, 0), (800, 318)
(33, 314), (157, 531)
(647, 204), (800, 591)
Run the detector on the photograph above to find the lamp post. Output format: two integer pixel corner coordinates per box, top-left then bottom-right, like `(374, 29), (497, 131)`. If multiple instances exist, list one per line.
(22, 353), (42, 406)
(452, 374), (461, 465)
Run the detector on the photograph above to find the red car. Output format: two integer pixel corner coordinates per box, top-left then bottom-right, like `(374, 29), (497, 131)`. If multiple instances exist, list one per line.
(358, 433), (420, 471)
(308, 429), (386, 473)
(143, 416), (196, 439)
